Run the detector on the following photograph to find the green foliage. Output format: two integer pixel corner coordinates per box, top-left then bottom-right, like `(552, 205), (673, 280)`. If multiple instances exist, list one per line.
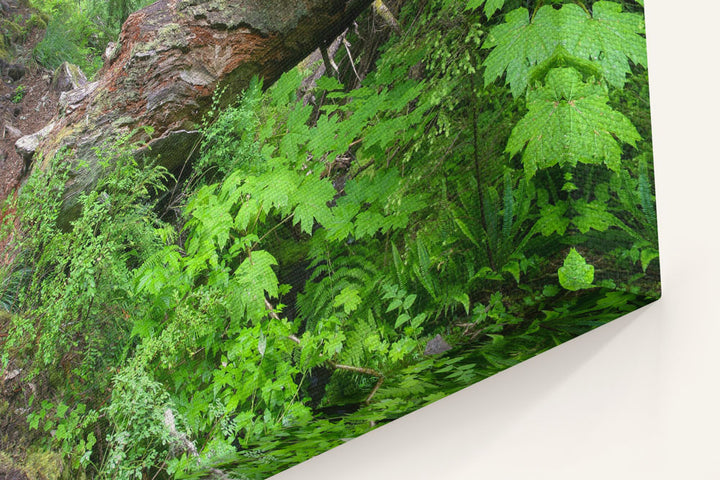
(5, 133), (168, 369)
(558, 248), (595, 291)
(194, 80), (264, 179)
(465, 0), (506, 19)
(32, 1), (101, 74)
(27, 399), (98, 470)
(1, 1), (659, 478)
(100, 365), (177, 479)
(11, 85), (25, 103)
(483, 2), (647, 96)
(31, 0), (154, 75)
(507, 67), (640, 176)
(1, 132), (169, 473)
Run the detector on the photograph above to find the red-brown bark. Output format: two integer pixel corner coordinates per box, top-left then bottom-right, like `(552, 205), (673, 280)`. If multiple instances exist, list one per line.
(28, 0), (373, 222)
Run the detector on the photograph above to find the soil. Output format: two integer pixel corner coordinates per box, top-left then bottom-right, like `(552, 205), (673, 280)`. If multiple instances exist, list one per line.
(0, 0), (59, 202)
(0, 469), (29, 480)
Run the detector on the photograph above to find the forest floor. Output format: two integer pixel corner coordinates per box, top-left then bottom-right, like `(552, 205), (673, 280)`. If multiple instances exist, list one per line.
(0, 0), (58, 201)
(0, 0), (59, 267)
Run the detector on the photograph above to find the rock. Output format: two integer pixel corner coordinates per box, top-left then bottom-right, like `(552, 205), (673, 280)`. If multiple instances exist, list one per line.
(424, 334), (452, 355)
(104, 41), (119, 63)
(15, 121), (56, 165)
(7, 63), (25, 82)
(51, 62), (87, 92)
(2, 368), (21, 382)
(59, 81), (98, 115)
(4, 124), (22, 139)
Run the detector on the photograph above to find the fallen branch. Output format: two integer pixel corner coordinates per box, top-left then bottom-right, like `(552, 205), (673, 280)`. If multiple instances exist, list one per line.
(331, 362), (385, 404)
(265, 297), (385, 405)
(373, 0), (402, 34)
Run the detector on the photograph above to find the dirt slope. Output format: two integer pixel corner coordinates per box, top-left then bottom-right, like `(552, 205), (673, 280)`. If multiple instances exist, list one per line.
(0, 0), (59, 201)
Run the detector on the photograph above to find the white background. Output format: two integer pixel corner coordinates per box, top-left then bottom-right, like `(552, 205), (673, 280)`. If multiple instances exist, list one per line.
(276, 1), (720, 478)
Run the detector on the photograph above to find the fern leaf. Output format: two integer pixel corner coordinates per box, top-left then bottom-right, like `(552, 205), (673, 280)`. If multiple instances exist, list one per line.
(637, 157), (657, 231)
(414, 239), (437, 300)
(391, 242), (405, 285)
(502, 172), (514, 241)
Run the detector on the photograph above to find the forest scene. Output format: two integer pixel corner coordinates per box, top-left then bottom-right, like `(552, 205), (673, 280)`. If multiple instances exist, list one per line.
(0, 0), (659, 478)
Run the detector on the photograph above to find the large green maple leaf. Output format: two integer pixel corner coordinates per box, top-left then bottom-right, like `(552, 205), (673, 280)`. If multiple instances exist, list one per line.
(292, 175), (336, 234)
(483, 2), (647, 96)
(482, 6), (558, 97)
(506, 68), (640, 177)
(566, 1), (647, 89)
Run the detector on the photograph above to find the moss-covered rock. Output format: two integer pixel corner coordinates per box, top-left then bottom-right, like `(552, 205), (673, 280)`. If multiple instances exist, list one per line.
(0, 19), (24, 44)
(23, 448), (64, 480)
(0, 449), (64, 480)
(0, 36), (9, 61)
(51, 62), (87, 92)
(26, 13), (48, 30)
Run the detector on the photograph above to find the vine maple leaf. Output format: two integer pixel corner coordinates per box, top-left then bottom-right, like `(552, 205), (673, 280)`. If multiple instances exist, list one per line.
(482, 6), (557, 97)
(567, 1), (647, 89)
(506, 68), (640, 176)
(483, 2), (647, 95)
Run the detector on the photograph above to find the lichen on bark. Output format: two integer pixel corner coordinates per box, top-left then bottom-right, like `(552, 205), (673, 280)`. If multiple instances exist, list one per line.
(24, 0), (373, 227)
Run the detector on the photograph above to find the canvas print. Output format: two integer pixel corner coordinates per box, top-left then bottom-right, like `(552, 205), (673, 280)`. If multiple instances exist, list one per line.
(0, 0), (659, 478)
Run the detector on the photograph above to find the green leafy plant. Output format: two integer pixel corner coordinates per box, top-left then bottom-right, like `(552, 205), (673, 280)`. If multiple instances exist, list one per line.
(0, 2), (659, 478)
(11, 84), (25, 103)
(31, 0), (155, 75)
(558, 248), (595, 291)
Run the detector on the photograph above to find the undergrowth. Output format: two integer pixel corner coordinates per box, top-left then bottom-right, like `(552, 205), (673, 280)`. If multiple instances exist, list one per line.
(0, 0), (658, 478)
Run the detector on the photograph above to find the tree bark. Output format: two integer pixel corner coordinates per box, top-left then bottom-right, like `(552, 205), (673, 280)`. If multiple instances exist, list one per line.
(28, 0), (373, 224)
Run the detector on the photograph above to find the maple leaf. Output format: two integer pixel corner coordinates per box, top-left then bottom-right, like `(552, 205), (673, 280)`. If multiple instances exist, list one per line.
(465, 0), (506, 19)
(234, 250), (279, 299)
(484, 3), (647, 96)
(567, 1), (647, 89)
(506, 68), (640, 176)
(292, 175), (336, 234)
(482, 7), (557, 97)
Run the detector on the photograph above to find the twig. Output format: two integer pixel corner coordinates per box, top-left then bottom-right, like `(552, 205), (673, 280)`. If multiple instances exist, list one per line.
(342, 36), (362, 83)
(265, 298), (386, 404)
(330, 361), (385, 404)
(373, 0), (402, 34)
(321, 44), (340, 78)
(264, 297), (302, 344)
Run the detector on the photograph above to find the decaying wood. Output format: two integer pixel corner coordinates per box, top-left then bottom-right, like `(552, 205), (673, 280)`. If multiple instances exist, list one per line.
(25, 0), (374, 225)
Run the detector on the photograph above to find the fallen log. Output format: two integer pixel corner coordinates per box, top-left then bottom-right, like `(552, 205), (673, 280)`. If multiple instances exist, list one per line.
(22, 0), (373, 225)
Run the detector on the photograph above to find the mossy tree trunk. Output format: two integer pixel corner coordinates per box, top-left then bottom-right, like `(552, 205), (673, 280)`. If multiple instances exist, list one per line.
(29, 0), (374, 224)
